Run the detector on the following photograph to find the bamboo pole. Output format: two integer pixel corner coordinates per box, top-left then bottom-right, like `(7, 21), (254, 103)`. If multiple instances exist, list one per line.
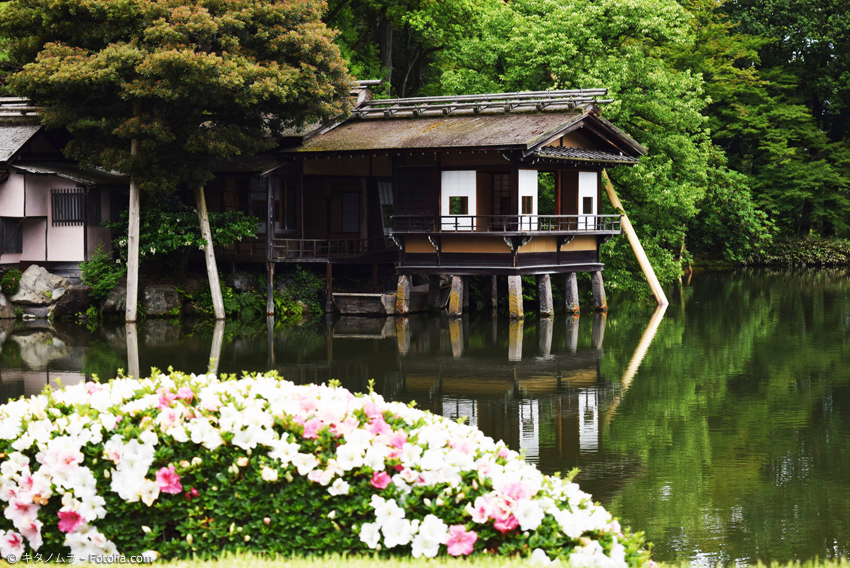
(602, 170), (668, 306)
(194, 186), (226, 320)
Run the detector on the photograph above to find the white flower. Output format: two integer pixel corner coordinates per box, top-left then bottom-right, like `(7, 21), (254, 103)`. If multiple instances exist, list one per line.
(359, 522), (381, 549)
(335, 443), (366, 471)
(140, 480), (160, 507)
(381, 518), (416, 548)
(531, 548), (560, 566)
(514, 498), (545, 531)
(261, 467), (279, 482)
(328, 478), (350, 496)
(411, 514), (447, 558)
(291, 454), (319, 476)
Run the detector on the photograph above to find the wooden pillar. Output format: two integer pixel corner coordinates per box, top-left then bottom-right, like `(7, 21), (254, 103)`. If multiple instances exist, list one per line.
(266, 262), (275, 316)
(449, 318), (463, 358)
(508, 319), (523, 361)
(395, 274), (411, 315)
(565, 272), (580, 314)
(539, 316), (553, 357)
(126, 323), (139, 379)
(326, 263), (334, 313)
(507, 275), (524, 319)
(266, 315), (275, 369)
(566, 314), (579, 353)
(537, 274), (554, 317)
(427, 275), (442, 311)
(448, 275), (463, 317)
(490, 275), (498, 310)
(592, 271), (607, 312)
(209, 320), (225, 375)
(592, 312), (607, 350)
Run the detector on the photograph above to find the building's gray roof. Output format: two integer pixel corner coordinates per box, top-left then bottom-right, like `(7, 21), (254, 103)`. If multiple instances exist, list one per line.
(532, 146), (640, 164)
(294, 112), (587, 154)
(0, 125), (41, 163)
(12, 163), (127, 186)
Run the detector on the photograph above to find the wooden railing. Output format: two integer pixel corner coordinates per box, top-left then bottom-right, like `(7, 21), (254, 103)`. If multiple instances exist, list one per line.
(392, 214), (622, 234)
(272, 236), (396, 259)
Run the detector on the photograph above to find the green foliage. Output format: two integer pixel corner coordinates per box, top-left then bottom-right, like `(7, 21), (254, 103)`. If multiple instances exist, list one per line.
(746, 237), (850, 266)
(104, 200), (258, 270)
(1, 268), (22, 296)
(1, 0), (353, 196)
(277, 266), (325, 315)
(81, 244), (126, 301)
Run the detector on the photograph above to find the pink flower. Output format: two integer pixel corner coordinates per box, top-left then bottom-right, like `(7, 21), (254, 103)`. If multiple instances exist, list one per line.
(156, 466), (183, 494)
(0, 530), (24, 558)
(176, 387), (194, 401)
(446, 525), (478, 556)
(302, 417), (324, 439)
(367, 416), (392, 436)
(330, 416), (359, 437)
(493, 514), (519, 534)
(19, 517), (43, 550)
(388, 431), (407, 449)
(363, 402), (382, 419)
(502, 481), (533, 501)
(371, 471), (392, 490)
(57, 509), (84, 533)
(156, 388), (178, 409)
(497, 448), (510, 458)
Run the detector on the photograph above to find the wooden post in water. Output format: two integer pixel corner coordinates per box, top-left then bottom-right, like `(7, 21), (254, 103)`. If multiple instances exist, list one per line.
(448, 275), (463, 317)
(427, 275), (442, 311)
(592, 271), (607, 312)
(507, 275), (524, 319)
(565, 273), (580, 314)
(537, 274), (554, 317)
(602, 171), (668, 306)
(395, 275), (411, 315)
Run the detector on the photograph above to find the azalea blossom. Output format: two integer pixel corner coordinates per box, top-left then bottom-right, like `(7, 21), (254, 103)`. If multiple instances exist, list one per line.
(445, 525), (477, 556)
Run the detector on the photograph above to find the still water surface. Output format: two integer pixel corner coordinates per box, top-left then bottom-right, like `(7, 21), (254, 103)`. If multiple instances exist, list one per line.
(1, 269), (849, 565)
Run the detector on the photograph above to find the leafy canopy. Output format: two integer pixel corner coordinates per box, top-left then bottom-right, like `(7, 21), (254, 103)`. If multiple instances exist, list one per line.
(1, 0), (353, 192)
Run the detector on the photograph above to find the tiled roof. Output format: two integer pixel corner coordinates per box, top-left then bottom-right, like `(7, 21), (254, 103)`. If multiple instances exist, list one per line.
(12, 163), (127, 185)
(533, 146), (640, 164)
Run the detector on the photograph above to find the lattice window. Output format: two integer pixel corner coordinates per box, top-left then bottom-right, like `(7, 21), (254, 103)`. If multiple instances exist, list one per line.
(493, 172), (511, 215)
(51, 188), (101, 227)
(342, 192), (362, 233)
(0, 218), (23, 255)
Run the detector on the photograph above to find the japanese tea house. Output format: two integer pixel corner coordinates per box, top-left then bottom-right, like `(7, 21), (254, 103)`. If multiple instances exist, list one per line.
(227, 86), (646, 318)
(0, 98), (126, 274)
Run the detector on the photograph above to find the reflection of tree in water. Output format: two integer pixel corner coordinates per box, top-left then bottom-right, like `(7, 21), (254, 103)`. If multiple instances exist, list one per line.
(600, 269), (850, 564)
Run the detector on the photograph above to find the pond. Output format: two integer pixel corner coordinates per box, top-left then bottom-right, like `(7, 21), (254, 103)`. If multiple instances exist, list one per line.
(1, 268), (849, 565)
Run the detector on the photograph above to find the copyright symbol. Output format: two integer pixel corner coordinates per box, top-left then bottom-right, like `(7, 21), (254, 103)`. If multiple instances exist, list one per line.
(6, 554), (17, 563)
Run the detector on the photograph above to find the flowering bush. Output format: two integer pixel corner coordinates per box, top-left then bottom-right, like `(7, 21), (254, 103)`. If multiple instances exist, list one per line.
(0, 372), (651, 566)
(1, 269), (21, 296)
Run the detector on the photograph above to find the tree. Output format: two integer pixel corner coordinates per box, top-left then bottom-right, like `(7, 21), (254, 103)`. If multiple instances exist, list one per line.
(0, 0), (353, 320)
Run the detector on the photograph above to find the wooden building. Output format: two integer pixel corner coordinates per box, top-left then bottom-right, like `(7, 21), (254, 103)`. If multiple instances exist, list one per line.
(234, 87), (646, 317)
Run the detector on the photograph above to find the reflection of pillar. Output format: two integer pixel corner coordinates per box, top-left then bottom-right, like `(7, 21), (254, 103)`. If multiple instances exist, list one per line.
(508, 319), (524, 361)
(490, 310), (498, 345)
(266, 315), (275, 369)
(208, 320), (225, 374)
(427, 275), (442, 311)
(592, 271), (607, 312)
(566, 314), (580, 353)
(591, 312), (607, 350)
(126, 323), (140, 379)
(538, 316), (553, 357)
(490, 275), (498, 310)
(537, 274), (554, 317)
(565, 273), (580, 313)
(448, 318), (463, 358)
(395, 275), (411, 315)
(507, 275), (524, 319)
(396, 318), (411, 355)
(448, 275), (464, 317)
(326, 316), (333, 363)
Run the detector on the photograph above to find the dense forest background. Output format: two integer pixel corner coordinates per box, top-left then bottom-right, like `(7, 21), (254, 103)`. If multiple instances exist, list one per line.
(2, 0), (848, 295)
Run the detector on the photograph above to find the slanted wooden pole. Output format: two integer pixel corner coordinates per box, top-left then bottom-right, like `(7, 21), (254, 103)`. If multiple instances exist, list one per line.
(194, 186), (225, 320)
(592, 271), (607, 312)
(602, 171), (668, 306)
(125, 135), (140, 323)
(208, 320), (225, 375)
(266, 262), (275, 316)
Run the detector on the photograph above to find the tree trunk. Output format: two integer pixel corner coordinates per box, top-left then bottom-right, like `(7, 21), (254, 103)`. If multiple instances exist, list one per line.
(125, 137), (141, 323)
(194, 185), (226, 320)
